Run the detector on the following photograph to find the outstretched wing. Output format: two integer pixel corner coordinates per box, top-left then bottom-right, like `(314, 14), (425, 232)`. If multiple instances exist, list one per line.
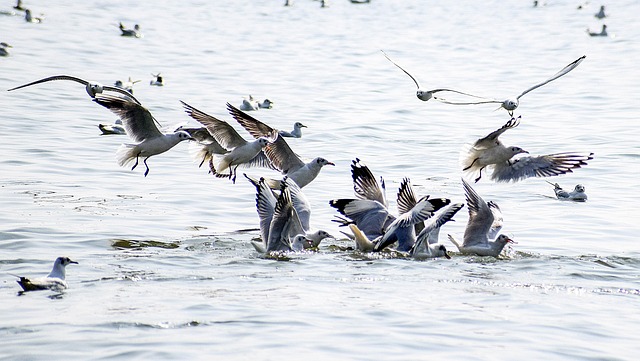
(461, 179), (493, 248)
(491, 152), (594, 183)
(474, 116), (521, 149)
(351, 158), (387, 206)
(93, 93), (162, 142)
(517, 55), (586, 99)
(181, 101), (246, 150)
(226, 102), (278, 140)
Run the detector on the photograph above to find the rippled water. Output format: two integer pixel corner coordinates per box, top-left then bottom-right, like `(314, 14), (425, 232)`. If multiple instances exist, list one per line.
(1, 0), (639, 359)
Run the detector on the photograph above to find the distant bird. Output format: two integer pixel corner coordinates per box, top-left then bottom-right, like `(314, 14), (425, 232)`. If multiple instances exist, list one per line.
(150, 73), (164, 86)
(93, 93), (193, 177)
(119, 22), (142, 38)
(547, 181), (588, 201)
(249, 178), (313, 254)
(448, 179), (515, 258)
(114, 77), (140, 94)
(14, 0), (25, 11)
(227, 103), (334, 188)
(461, 116), (594, 183)
(437, 55), (586, 115)
(278, 122), (306, 138)
(409, 203), (464, 260)
(381, 50), (484, 102)
(284, 0), (292, 6)
(15, 257), (78, 292)
(321, 0), (328, 7)
(587, 24), (608, 36)
(350, 0), (371, 3)
(24, 9), (43, 23)
(181, 101), (277, 183)
(0, 42), (11, 57)
(98, 118), (126, 135)
(594, 5), (606, 19)
(7, 74), (141, 104)
(239, 96), (273, 111)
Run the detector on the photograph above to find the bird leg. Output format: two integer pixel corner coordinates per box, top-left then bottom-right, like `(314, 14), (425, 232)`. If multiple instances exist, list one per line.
(474, 167), (485, 183)
(463, 158), (479, 171)
(143, 157), (150, 177)
(199, 155), (206, 168)
(131, 152), (141, 170)
(231, 165), (240, 184)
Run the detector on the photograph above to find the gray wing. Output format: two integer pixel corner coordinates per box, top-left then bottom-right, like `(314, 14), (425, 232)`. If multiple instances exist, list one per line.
(381, 50), (421, 89)
(351, 158), (387, 206)
(474, 116), (521, 149)
(517, 56), (586, 99)
(226, 102), (278, 141)
(284, 177), (311, 231)
(93, 93), (162, 142)
(329, 198), (394, 239)
(461, 178), (493, 247)
(396, 177), (424, 234)
(262, 136), (305, 175)
(181, 101), (246, 150)
(266, 184), (304, 252)
(246, 175), (277, 244)
(412, 202), (464, 254)
(491, 152), (594, 183)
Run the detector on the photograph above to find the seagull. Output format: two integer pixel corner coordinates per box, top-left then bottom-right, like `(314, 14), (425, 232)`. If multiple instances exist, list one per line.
(587, 24), (608, 37)
(24, 9), (43, 23)
(239, 96), (260, 111)
(258, 99), (273, 109)
(594, 5), (606, 19)
(174, 126), (228, 168)
(98, 118), (126, 135)
(249, 177), (312, 253)
(448, 179), (515, 257)
(150, 73), (164, 86)
(93, 93), (193, 176)
(227, 103), (335, 188)
(409, 203), (464, 259)
(381, 50), (486, 102)
(119, 22), (142, 38)
(278, 122), (307, 138)
(7, 74), (142, 104)
(180, 101), (276, 183)
(461, 116), (594, 182)
(437, 55), (586, 115)
(15, 257), (78, 292)
(14, 0), (25, 11)
(114, 77), (141, 94)
(547, 181), (588, 201)
(246, 175), (332, 249)
(0, 42), (11, 57)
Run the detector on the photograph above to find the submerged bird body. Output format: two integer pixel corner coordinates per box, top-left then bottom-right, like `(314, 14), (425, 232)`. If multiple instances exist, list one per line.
(16, 257), (78, 292)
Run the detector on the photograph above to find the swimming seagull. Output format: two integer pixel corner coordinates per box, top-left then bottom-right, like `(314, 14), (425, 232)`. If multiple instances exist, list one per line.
(409, 203), (464, 259)
(0, 42), (11, 57)
(98, 118), (126, 135)
(93, 93), (193, 176)
(594, 5), (606, 19)
(119, 22), (142, 38)
(15, 257), (78, 292)
(437, 55), (586, 115)
(381, 50), (485, 102)
(278, 122), (307, 138)
(587, 24), (608, 37)
(227, 103), (335, 188)
(24, 9), (43, 23)
(114, 77), (141, 94)
(7, 74), (142, 104)
(461, 116), (594, 182)
(448, 179), (514, 257)
(150, 73), (164, 86)
(249, 177), (313, 253)
(181, 101), (276, 183)
(246, 174), (333, 249)
(14, 0), (25, 11)
(547, 181), (587, 201)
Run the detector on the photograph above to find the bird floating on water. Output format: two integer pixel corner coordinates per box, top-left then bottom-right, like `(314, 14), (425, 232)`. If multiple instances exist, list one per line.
(587, 24), (608, 37)
(461, 116), (594, 183)
(7, 74), (141, 104)
(24, 9), (43, 23)
(150, 73), (164, 86)
(0, 42), (11, 56)
(119, 22), (142, 38)
(547, 181), (588, 201)
(114, 77), (140, 94)
(594, 5), (606, 19)
(15, 257), (78, 292)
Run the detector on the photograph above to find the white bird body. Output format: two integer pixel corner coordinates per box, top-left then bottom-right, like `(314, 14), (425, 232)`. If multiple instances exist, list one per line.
(278, 122), (306, 138)
(150, 73), (164, 86)
(98, 119), (126, 135)
(16, 257), (78, 292)
(549, 182), (587, 201)
(93, 93), (193, 176)
(119, 22), (142, 38)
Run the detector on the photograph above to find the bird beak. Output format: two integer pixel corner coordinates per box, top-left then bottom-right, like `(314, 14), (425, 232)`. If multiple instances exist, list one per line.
(327, 162), (335, 166)
(301, 124), (307, 128)
(506, 237), (516, 244)
(444, 252), (451, 259)
(70, 260), (79, 264)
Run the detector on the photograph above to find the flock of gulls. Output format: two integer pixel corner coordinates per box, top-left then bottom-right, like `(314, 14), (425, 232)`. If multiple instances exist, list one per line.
(4, 1), (597, 293)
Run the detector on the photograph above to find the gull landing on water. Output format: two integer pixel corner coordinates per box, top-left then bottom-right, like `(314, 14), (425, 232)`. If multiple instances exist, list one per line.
(93, 94), (193, 177)
(438, 55), (586, 115)
(15, 257), (78, 292)
(461, 116), (594, 183)
(448, 179), (515, 258)
(7, 74), (141, 104)
(381, 50), (486, 102)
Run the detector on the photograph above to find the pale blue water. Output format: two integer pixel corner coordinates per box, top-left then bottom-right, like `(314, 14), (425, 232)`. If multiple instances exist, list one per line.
(1, 0), (639, 359)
